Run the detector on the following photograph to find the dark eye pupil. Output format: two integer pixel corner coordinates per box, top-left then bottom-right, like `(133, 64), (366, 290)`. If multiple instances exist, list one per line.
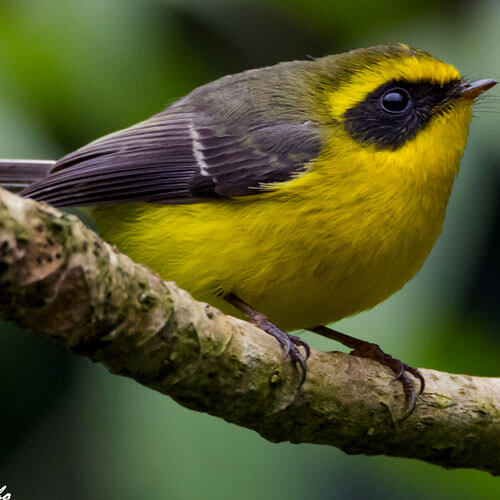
(381, 89), (409, 113)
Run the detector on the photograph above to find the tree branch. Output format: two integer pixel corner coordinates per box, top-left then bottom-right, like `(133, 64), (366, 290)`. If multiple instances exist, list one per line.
(0, 187), (499, 475)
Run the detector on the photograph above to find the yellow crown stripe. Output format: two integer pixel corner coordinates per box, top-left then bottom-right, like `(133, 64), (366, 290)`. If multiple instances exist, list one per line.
(328, 56), (462, 117)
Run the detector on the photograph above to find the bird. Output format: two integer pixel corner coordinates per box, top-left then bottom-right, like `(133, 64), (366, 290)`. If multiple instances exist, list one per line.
(0, 44), (496, 417)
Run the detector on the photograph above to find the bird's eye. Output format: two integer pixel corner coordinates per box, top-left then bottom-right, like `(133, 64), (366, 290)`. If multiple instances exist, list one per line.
(380, 88), (410, 113)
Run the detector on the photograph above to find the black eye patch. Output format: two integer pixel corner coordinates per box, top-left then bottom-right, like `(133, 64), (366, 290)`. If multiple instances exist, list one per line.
(343, 79), (461, 149)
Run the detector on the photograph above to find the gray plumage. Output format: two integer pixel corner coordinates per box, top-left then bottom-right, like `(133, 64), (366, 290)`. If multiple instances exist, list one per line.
(20, 60), (324, 206)
(0, 160), (55, 192)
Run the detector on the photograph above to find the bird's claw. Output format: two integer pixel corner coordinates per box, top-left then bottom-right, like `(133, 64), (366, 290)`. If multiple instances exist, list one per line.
(223, 294), (309, 387)
(350, 341), (424, 420)
(256, 322), (308, 386)
(289, 334), (311, 360)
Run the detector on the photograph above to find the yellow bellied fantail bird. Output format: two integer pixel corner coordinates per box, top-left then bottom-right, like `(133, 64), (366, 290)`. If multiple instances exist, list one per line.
(0, 44), (496, 416)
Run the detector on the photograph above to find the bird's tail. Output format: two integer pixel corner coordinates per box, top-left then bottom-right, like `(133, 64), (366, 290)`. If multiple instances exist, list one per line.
(0, 159), (55, 192)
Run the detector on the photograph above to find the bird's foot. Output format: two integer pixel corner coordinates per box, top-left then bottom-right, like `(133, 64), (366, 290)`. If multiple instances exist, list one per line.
(252, 313), (309, 385)
(350, 341), (425, 419)
(310, 326), (424, 419)
(225, 293), (309, 386)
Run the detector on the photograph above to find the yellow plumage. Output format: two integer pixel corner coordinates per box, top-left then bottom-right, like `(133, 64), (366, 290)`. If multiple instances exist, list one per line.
(94, 51), (473, 330)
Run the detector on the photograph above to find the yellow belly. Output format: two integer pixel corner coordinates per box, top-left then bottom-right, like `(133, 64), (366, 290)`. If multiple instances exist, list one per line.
(91, 78), (472, 331)
(94, 163), (453, 331)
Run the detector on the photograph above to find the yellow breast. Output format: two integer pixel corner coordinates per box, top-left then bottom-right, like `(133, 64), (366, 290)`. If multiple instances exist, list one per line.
(95, 100), (471, 331)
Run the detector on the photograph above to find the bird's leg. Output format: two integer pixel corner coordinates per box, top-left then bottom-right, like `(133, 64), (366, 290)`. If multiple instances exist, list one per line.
(224, 293), (310, 386)
(311, 325), (425, 419)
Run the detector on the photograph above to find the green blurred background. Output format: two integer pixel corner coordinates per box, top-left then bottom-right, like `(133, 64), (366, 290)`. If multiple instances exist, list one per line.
(0, 0), (499, 498)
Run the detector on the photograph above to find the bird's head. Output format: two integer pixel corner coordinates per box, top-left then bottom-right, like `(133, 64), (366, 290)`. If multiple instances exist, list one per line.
(311, 44), (496, 185)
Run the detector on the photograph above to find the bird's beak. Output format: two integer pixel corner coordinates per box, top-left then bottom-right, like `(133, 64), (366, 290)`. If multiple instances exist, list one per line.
(459, 78), (497, 99)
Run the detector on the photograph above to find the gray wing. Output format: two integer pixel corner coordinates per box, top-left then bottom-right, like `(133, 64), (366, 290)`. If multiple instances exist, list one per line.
(21, 108), (322, 207)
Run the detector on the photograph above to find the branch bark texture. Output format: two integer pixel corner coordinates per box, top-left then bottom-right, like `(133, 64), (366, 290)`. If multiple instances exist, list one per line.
(0, 187), (499, 475)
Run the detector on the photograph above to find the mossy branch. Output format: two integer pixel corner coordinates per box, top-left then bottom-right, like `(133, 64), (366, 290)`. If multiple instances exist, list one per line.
(0, 187), (499, 475)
